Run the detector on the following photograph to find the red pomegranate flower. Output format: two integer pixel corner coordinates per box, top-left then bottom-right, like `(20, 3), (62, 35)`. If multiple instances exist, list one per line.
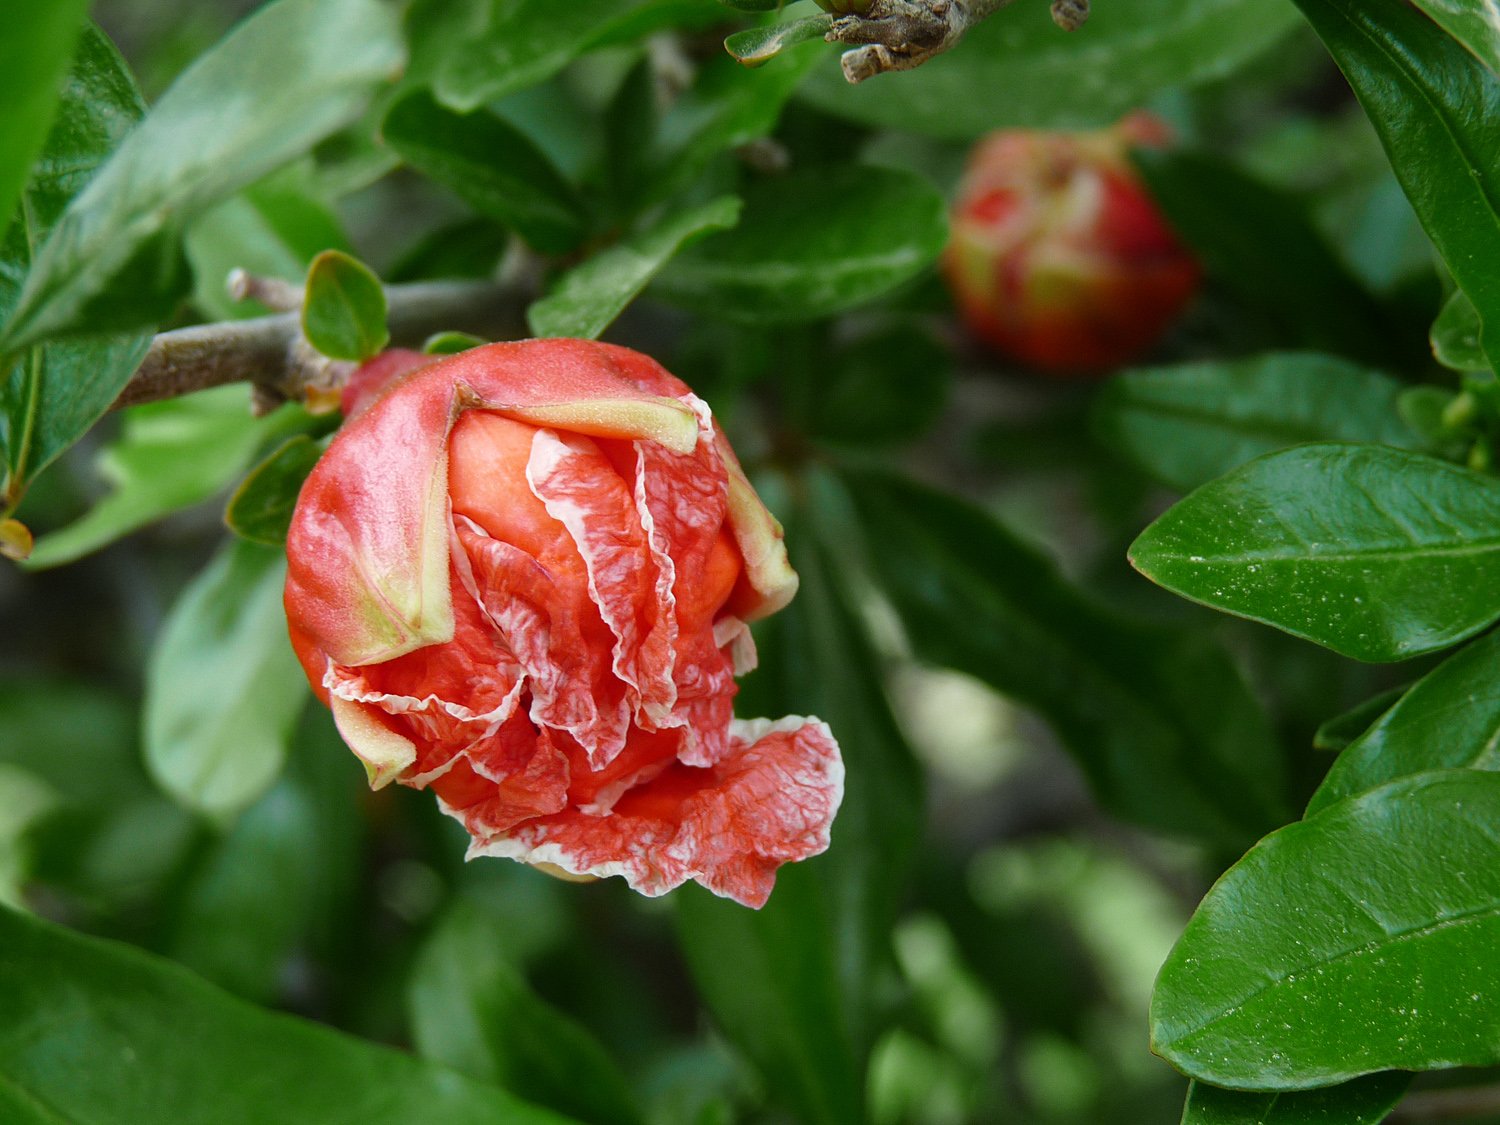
(284, 339), (843, 908)
(944, 112), (1200, 377)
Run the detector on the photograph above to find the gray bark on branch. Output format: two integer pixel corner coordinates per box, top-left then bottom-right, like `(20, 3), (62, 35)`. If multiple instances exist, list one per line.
(114, 279), (525, 411)
(828, 0), (1088, 83)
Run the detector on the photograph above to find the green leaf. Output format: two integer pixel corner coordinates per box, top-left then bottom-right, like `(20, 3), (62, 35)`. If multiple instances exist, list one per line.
(1409, 0), (1500, 72)
(381, 91), (589, 255)
(844, 470), (1287, 851)
(25, 387), (293, 570)
(225, 434), (328, 547)
(1310, 628), (1500, 813)
(527, 196), (741, 339)
(144, 539), (309, 817)
(410, 899), (646, 1125)
(1153, 770), (1500, 1089)
(186, 169), (351, 321)
(1134, 152), (1403, 366)
(1292, 0), (1500, 372)
(798, 0), (1302, 137)
(1311, 685), (1408, 753)
(419, 0), (724, 112)
(301, 250), (389, 362)
(1130, 444), (1500, 662)
(0, 26), (152, 513)
(0, 905), (578, 1124)
(0, 0), (404, 353)
(1095, 353), (1422, 493)
(1181, 1073), (1409, 1125)
(653, 165), (947, 323)
(725, 14), (834, 66)
(168, 710), (363, 1004)
(0, 0), (89, 241)
(676, 470), (924, 1125)
(1432, 289), (1490, 373)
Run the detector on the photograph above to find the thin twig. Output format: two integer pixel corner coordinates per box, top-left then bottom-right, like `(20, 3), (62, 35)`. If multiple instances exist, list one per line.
(1391, 1084), (1500, 1122)
(114, 279), (526, 410)
(828, 0), (1088, 83)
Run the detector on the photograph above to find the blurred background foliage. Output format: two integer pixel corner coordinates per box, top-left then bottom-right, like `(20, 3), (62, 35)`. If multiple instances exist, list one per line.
(3, 0), (1499, 1122)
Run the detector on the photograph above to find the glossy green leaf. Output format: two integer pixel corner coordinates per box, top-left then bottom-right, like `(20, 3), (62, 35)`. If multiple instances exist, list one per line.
(0, 0), (404, 353)
(225, 434), (327, 547)
(1181, 1073), (1409, 1125)
(418, 0), (723, 112)
(1432, 290), (1490, 373)
(1311, 685), (1408, 753)
(527, 196), (741, 340)
(0, 0), (89, 240)
(1310, 628), (1500, 813)
(410, 899), (646, 1125)
(0, 27), (152, 514)
(725, 14), (834, 66)
(653, 165), (946, 323)
(0, 905), (577, 1124)
(1293, 0), (1500, 372)
(1409, 0), (1500, 72)
(1153, 770), (1500, 1088)
(798, 0), (1301, 136)
(1130, 444), (1500, 662)
(144, 539), (308, 817)
(301, 250), (389, 362)
(676, 471), (924, 1125)
(423, 331), (488, 355)
(381, 91), (589, 255)
(26, 387), (295, 570)
(845, 470), (1286, 850)
(1134, 152), (1401, 366)
(1095, 353), (1421, 493)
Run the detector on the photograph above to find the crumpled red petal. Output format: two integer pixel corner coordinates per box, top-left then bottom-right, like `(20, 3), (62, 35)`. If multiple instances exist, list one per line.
(463, 717), (843, 908)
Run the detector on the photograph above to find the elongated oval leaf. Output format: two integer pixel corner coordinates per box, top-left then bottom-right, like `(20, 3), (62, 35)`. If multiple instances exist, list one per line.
(845, 469), (1287, 849)
(0, 0), (404, 353)
(1310, 628), (1500, 813)
(1, 26), (152, 512)
(381, 91), (589, 254)
(0, 0), (89, 239)
(1153, 770), (1500, 1088)
(1410, 0), (1500, 72)
(0, 905), (576, 1124)
(1292, 0), (1500, 371)
(1095, 353), (1421, 493)
(527, 196), (741, 339)
(798, 0), (1301, 136)
(1181, 1073), (1409, 1125)
(1130, 444), (1500, 662)
(144, 540), (308, 817)
(652, 165), (947, 323)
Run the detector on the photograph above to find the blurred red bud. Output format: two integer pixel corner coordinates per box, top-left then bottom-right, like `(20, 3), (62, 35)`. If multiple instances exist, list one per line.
(943, 112), (1200, 377)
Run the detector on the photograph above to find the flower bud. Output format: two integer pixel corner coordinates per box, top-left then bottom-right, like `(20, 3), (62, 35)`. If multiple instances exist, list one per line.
(284, 339), (843, 908)
(943, 112), (1199, 377)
